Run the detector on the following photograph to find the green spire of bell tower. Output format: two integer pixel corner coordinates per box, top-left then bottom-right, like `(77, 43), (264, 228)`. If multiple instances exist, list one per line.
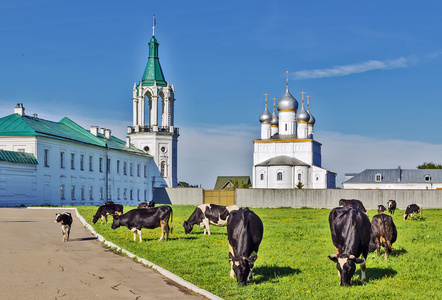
(140, 16), (167, 87)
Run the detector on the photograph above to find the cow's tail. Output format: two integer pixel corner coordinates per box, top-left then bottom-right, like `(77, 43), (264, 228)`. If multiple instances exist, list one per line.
(169, 208), (173, 234)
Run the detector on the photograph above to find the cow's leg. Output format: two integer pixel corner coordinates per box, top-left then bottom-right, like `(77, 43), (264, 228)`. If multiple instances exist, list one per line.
(67, 226), (70, 242)
(229, 243), (235, 278)
(334, 246), (341, 277)
(130, 228), (137, 241)
(158, 220), (167, 242)
(138, 229), (142, 243)
(360, 256), (367, 284)
(202, 218), (210, 235)
(61, 226), (66, 242)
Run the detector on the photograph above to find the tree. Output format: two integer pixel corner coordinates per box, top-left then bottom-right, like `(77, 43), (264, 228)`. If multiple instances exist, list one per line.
(417, 162), (442, 169)
(296, 181), (304, 189)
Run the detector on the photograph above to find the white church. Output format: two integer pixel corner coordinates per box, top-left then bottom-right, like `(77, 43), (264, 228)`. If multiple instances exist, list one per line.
(0, 24), (178, 207)
(252, 78), (336, 189)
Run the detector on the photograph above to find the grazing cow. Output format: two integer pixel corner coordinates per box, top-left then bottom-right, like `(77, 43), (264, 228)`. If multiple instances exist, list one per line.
(227, 208), (263, 286)
(54, 212), (73, 242)
(377, 205), (387, 214)
(183, 204), (240, 235)
(138, 200), (155, 209)
(387, 200), (397, 215)
(111, 206), (173, 242)
(403, 204), (422, 220)
(92, 203), (124, 224)
(369, 214), (397, 260)
(339, 199), (367, 214)
(328, 206), (371, 286)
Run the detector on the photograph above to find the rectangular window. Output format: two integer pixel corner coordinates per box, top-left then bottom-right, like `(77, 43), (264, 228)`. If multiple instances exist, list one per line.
(107, 158), (111, 173)
(71, 185), (76, 200)
(44, 149), (49, 167)
(123, 162), (127, 175)
(130, 163), (133, 176)
(100, 187), (104, 200)
(117, 160), (120, 174)
(130, 189), (133, 200)
(137, 164), (140, 177)
(17, 148), (25, 153)
(108, 185), (111, 200)
(89, 186), (93, 200)
(89, 156), (93, 171)
(144, 165), (147, 178)
(124, 188), (127, 200)
(99, 157), (103, 173)
(81, 186), (85, 200)
(80, 155), (84, 171)
(117, 188), (120, 200)
(60, 185), (65, 200)
(60, 152), (65, 169)
(71, 153), (75, 170)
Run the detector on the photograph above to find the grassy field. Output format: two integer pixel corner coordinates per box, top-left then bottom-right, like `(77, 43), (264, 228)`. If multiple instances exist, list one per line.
(77, 206), (442, 299)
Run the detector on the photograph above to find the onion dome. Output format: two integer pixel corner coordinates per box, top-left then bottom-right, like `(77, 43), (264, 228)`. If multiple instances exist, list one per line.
(259, 94), (272, 123)
(277, 83), (298, 112)
(271, 98), (279, 126)
(297, 100), (310, 122)
(307, 97), (316, 125)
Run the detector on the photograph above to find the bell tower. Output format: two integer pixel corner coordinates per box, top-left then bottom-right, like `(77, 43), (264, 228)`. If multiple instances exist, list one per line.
(127, 16), (179, 188)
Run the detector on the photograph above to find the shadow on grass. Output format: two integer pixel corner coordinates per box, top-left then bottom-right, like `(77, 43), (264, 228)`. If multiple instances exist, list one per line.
(367, 267), (397, 280)
(253, 265), (301, 284)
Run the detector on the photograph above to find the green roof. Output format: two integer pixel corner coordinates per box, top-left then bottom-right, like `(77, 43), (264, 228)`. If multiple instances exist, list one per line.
(140, 35), (167, 87)
(0, 150), (38, 164)
(0, 113), (152, 157)
(214, 176), (251, 190)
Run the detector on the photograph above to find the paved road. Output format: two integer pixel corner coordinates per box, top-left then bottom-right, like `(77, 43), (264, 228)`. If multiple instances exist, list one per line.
(0, 208), (207, 300)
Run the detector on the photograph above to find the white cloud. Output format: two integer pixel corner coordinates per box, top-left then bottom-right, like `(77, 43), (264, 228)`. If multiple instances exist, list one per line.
(292, 57), (412, 80)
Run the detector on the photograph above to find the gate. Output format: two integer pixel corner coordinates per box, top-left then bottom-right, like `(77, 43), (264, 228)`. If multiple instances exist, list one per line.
(203, 190), (235, 206)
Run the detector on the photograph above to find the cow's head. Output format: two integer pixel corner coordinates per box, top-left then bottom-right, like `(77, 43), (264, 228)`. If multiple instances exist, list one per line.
(55, 213), (62, 223)
(111, 215), (120, 229)
(328, 253), (364, 286)
(92, 214), (99, 224)
(229, 252), (257, 286)
(182, 221), (193, 234)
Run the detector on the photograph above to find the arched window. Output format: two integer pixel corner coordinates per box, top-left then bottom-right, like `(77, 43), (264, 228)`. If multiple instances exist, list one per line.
(425, 174), (431, 182)
(260, 173), (264, 180)
(161, 161), (166, 177)
(375, 173), (382, 182)
(298, 173), (302, 182)
(71, 185), (76, 200)
(60, 185), (65, 200)
(277, 172), (283, 181)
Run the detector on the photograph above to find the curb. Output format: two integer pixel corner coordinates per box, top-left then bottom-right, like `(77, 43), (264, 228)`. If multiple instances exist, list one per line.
(30, 207), (223, 300)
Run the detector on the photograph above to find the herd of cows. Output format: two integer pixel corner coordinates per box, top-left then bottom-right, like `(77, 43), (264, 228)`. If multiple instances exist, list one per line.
(53, 199), (424, 286)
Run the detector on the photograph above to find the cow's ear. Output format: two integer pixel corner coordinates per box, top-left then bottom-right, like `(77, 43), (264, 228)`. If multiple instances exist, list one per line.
(229, 252), (234, 262)
(328, 254), (338, 262)
(247, 255), (258, 264)
(348, 255), (364, 264)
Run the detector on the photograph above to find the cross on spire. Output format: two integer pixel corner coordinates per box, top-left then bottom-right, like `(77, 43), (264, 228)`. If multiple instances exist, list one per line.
(285, 71), (290, 88)
(264, 93), (268, 109)
(153, 14), (156, 36)
(300, 91), (306, 104)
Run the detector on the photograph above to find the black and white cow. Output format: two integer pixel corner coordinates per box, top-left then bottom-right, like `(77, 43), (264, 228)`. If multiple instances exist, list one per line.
(328, 205), (371, 286)
(377, 205), (387, 214)
(92, 203), (124, 224)
(339, 199), (367, 214)
(138, 200), (155, 209)
(183, 204), (240, 235)
(111, 206), (173, 242)
(369, 214), (397, 260)
(387, 199), (397, 215)
(403, 204), (422, 220)
(54, 212), (73, 242)
(227, 208), (263, 286)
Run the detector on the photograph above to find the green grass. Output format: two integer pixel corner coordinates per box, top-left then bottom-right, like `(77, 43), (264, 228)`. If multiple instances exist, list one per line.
(77, 206), (442, 299)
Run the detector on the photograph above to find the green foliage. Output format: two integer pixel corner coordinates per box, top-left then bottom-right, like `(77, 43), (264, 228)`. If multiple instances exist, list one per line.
(77, 206), (442, 299)
(417, 162), (442, 169)
(296, 181), (304, 189)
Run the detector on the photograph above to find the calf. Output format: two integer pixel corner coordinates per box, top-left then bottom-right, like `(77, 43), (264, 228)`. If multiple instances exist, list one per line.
(111, 206), (173, 242)
(339, 199), (367, 214)
(92, 203), (124, 224)
(183, 204), (240, 235)
(377, 205), (386, 214)
(328, 206), (371, 286)
(227, 208), (263, 286)
(403, 204), (422, 220)
(369, 214), (397, 260)
(54, 212), (73, 242)
(138, 200), (155, 209)
(387, 199), (397, 215)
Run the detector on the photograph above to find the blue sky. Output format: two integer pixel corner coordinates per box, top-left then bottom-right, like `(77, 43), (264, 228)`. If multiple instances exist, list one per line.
(2, 1), (442, 188)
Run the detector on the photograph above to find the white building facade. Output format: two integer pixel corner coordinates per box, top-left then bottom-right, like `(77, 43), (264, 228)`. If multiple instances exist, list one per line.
(253, 82), (336, 189)
(0, 105), (155, 207)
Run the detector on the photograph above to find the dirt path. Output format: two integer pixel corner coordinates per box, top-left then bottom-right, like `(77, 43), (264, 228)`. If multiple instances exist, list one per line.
(0, 208), (207, 300)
